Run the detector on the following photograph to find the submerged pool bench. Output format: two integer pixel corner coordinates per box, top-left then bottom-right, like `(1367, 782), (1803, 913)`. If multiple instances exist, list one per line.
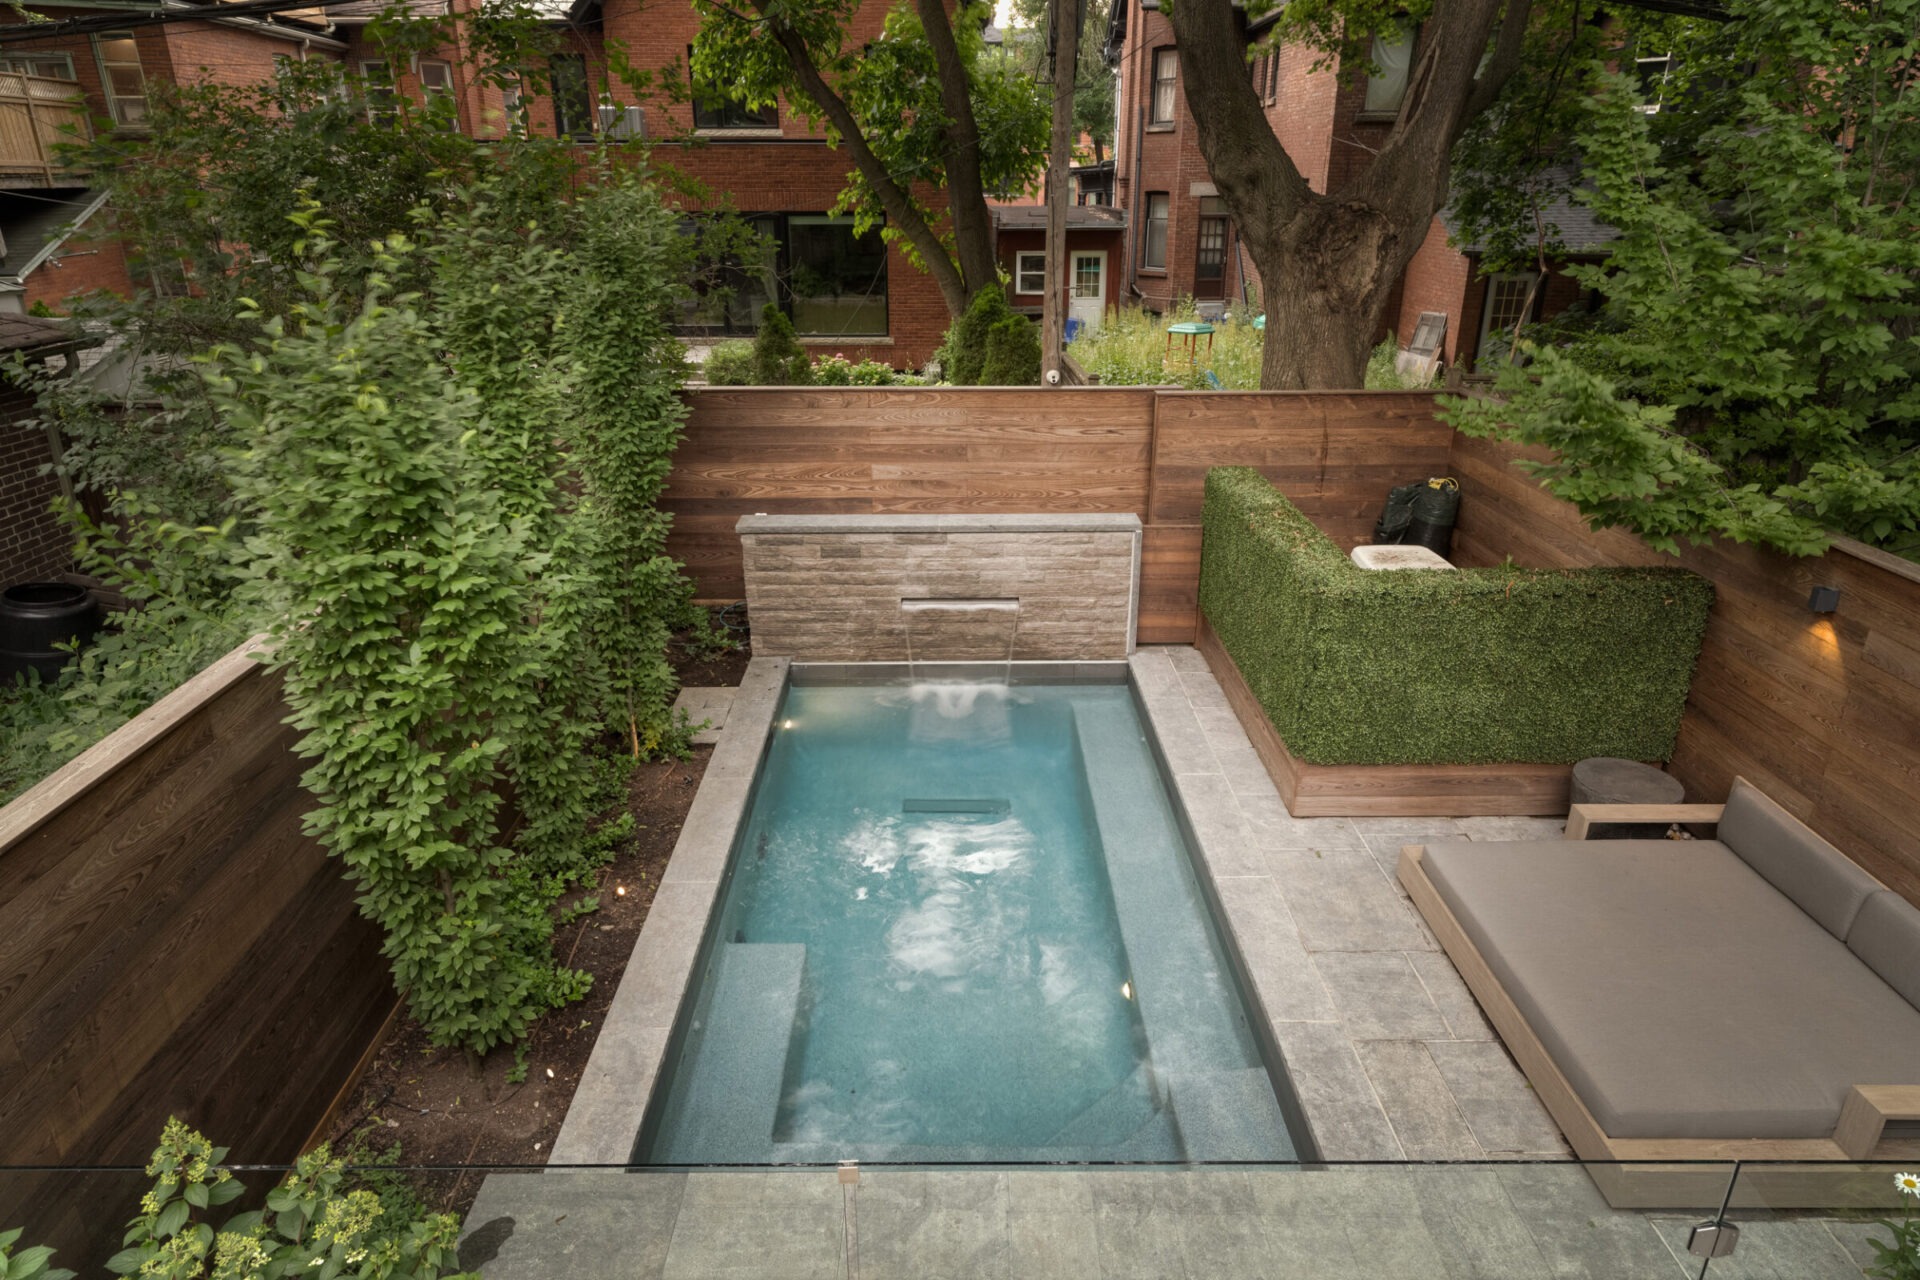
(1398, 778), (1920, 1207)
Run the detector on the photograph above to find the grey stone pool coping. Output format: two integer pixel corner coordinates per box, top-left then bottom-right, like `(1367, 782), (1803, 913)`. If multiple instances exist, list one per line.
(551, 645), (1572, 1167)
(736, 512), (1144, 535)
(548, 655), (790, 1166)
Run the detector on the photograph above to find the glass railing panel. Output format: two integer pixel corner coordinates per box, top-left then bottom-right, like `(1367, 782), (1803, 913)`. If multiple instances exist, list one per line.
(1712, 1159), (1920, 1278)
(5, 1159), (1765, 1278)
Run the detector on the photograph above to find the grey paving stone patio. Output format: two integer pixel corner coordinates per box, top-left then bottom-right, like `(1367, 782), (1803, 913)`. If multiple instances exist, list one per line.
(459, 1167), (1878, 1278)
(469, 646), (1885, 1277)
(1129, 645), (1570, 1163)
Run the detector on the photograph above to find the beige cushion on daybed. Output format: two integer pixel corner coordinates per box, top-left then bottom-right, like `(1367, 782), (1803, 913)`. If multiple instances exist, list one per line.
(1422, 838), (1920, 1141)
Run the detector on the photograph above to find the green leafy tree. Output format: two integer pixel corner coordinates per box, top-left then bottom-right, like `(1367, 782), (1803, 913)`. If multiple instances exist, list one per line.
(1001, 0), (1116, 162)
(691, 0), (1049, 316)
(1168, 0), (1534, 388)
(1444, 0), (1920, 557)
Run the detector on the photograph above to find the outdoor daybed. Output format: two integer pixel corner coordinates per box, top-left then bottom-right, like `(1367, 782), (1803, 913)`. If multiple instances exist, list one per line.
(1399, 778), (1920, 1206)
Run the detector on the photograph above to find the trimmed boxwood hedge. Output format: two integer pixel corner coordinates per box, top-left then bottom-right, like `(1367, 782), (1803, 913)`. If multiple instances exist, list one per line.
(1199, 467), (1715, 766)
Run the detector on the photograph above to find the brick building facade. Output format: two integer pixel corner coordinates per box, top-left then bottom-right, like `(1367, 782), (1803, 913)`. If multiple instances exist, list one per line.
(1105, 0), (1606, 372)
(0, 0), (959, 367)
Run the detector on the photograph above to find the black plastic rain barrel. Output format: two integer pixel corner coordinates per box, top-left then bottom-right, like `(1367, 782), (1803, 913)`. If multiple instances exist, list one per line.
(0, 582), (100, 684)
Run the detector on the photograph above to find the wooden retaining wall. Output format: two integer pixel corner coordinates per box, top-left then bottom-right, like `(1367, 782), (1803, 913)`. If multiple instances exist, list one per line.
(666, 388), (1454, 644)
(0, 641), (395, 1252)
(1448, 433), (1920, 907)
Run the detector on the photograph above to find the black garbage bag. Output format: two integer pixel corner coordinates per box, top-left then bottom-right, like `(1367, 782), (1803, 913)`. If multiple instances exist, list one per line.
(1406, 477), (1460, 556)
(1372, 481), (1426, 544)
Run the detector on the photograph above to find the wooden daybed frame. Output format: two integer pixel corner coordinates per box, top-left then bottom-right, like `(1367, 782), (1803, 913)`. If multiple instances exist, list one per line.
(1399, 803), (1920, 1209)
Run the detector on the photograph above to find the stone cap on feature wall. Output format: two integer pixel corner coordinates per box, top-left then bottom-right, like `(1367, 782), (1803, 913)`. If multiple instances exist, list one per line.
(735, 513), (1144, 535)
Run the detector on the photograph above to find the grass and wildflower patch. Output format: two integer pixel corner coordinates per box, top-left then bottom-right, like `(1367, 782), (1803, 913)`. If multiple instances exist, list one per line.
(1070, 299), (1435, 390)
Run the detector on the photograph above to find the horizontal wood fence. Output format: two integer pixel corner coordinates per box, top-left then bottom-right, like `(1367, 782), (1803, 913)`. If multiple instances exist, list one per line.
(0, 641), (394, 1258)
(1449, 433), (1920, 908)
(667, 388), (1920, 905)
(665, 388), (1453, 643)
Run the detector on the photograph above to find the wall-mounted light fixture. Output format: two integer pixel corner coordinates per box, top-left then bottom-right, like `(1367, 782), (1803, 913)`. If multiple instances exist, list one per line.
(1808, 586), (1841, 614)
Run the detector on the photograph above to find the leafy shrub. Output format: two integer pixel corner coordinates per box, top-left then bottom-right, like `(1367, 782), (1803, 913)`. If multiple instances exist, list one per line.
(703, 340), (756, 385)
(810, 354), (855, 385)
(0, 1120), (467, 1279)
(936, 286), (1018, 386)
(1198, 467), (1714, 765)
(847, 359), (897, 386)
(979, 314), (1040, 386)
(750, 304), (811, 385)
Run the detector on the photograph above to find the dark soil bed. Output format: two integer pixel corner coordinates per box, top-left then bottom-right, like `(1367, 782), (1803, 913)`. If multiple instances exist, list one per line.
(322, 633), (751, 1218)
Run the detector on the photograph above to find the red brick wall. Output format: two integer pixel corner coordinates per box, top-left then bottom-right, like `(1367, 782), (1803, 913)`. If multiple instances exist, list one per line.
(22, 232), (135, 313)
(1396, 217), (1472, 364)
(0, 383), (69, 586)
(994, 227), (1126, 316)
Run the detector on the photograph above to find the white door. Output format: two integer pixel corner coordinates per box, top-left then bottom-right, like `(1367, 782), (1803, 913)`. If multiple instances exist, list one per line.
(1068, 251), (1106, 336)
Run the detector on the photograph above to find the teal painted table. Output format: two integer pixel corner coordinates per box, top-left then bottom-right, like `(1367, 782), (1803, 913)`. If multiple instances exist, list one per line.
(1166, 321), (1215, 364)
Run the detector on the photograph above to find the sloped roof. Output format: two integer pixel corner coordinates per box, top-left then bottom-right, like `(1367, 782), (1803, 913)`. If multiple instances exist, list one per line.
(0, 312), (81, 353)
(992, 204), (1129, 230)
(0, 188), (107, 285)
(1442, 185), (1621, 256)
(322, 0), (450, 22)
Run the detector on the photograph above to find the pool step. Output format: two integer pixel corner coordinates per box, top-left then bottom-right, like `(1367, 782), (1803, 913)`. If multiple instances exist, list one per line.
(1041, 1061), (1176, 1155)
(1164, 1069), (1295, 1162)
(646, 942), (807, 1164)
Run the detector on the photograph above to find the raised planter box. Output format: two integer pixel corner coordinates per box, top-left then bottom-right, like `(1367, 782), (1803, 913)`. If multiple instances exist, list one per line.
(1196, 615), (1573, 817)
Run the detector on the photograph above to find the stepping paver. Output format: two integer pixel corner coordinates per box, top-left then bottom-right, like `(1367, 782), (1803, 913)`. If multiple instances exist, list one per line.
(671, 685), (736, 744)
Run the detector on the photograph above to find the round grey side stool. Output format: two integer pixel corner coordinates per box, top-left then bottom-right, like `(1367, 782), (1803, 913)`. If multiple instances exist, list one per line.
(1569, 757), (1686, 838)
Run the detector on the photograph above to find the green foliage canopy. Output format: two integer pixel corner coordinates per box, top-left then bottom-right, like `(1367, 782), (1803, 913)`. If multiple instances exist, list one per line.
(1443, 0), (1920, 557)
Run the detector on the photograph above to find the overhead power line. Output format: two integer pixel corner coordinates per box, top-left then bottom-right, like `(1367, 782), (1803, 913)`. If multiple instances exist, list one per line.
(0, 0), (380, 45)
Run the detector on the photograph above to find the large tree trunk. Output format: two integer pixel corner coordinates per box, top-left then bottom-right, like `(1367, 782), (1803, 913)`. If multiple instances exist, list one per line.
(914, 0), (1001, 298)
(1168, 0), (1533, 389)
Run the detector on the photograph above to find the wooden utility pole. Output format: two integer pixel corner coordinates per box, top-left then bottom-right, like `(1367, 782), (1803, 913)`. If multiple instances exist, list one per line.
(1040, 0), (1078, 385)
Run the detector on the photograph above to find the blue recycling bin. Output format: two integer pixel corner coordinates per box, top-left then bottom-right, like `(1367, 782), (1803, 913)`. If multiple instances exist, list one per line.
(1065, 317), (1084, 343)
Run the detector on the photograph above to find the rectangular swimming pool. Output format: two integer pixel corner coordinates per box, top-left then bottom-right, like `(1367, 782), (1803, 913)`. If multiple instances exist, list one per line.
(635, 676), (1307, 1165)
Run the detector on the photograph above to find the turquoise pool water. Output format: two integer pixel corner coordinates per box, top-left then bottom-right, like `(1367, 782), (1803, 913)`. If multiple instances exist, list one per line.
(637, 680), (1301, 1164)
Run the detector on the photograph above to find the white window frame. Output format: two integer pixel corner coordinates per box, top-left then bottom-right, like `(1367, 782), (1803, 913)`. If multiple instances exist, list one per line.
(1635, 55), (1674, 113)
(1014, 251), (1047, 296)
(1479, 270), (1540, 352)
(418, 58), (458, 131)
(360, 59), (397, 124)
(92, 33), (148, 128)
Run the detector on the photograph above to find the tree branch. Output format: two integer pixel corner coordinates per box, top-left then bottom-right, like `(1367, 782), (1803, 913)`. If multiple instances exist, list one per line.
(1167, 0), (1313, 241)
(744, 0), (970, 312)
(913, 0), (999, 294)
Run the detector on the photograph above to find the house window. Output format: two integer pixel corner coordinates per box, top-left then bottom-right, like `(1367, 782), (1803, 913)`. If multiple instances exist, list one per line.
(690, 49), (778, 130)
(1635, 55), (1673, 113)
(0, 54), (75, 80)
(549, 53), (592, 138)
(677, 213), (887, 338)
(360, 59), (397, 124)
(500, 77), (529, 134)
(1267, 50), (1280, 102)
(789, 215), (886, 336)
(1141, 192), (1169, 269)
(1478, 271), (1540, 351)
(1150, 47), (1177, 124)
(1015, 251), (1047, 295)
(1362, 21), (1415, 116)
(418, 59), (458, 131)
(93, 34), (148, 127)
(1194, 196), (1228, 298)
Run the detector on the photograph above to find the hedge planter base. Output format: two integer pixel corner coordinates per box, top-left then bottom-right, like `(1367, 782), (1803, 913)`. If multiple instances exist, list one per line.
(1195, 616), (1573, 817)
